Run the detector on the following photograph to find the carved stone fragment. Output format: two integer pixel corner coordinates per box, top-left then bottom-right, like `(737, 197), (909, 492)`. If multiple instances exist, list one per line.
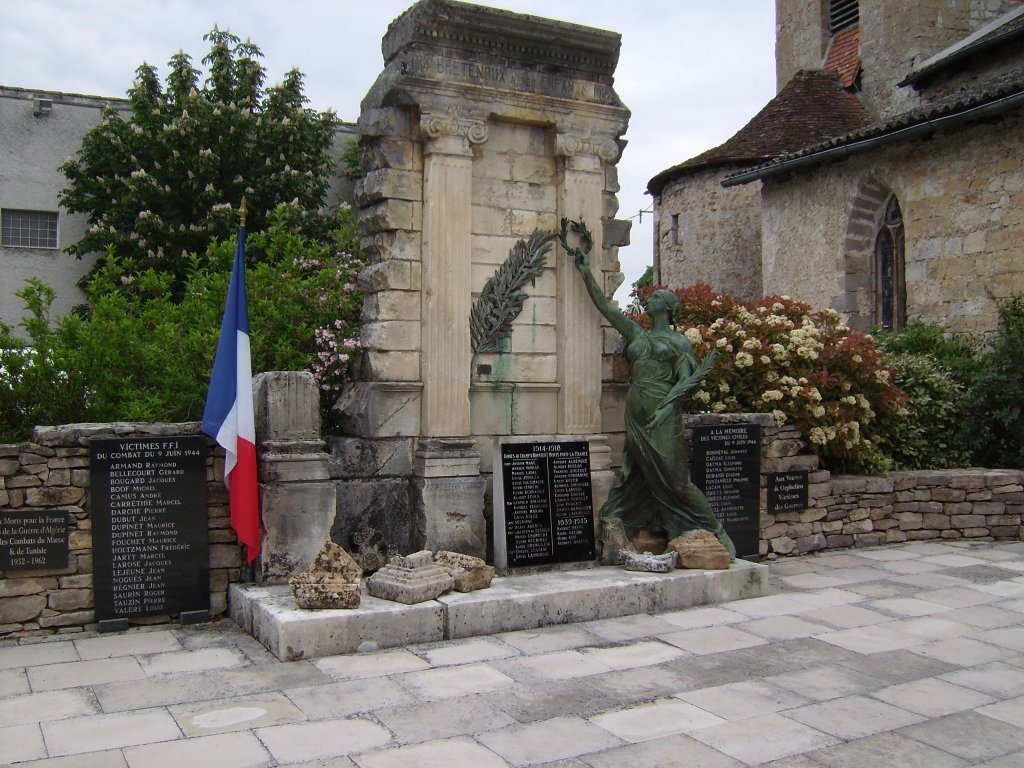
(289, 542), (363, 610)
(366, 550), (454, 604)
(668, 530), (731, 570)
(434, 550), (495, 592)
(621, 550), (678, 572)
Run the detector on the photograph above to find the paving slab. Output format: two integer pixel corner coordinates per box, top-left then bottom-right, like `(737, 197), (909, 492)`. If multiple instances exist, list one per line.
(0, 641), (78, 670)
(690, 712), (839, 765)
(497, 649), (613, 683)
(137, 647), (248, 676)
(312, 648), (431, 680)
(581, 733), (745, 768)
(804, 730), (969, 768)
(496, 625), (602, 654)
(413, 637), (519, 667)
(372, 695), (516, 744)
(676, 680), (812, 720)
(0, 722), (47, 763)
(121, 731), (271, 768)
(352, 737), (510, 768)
(492, 679), (617, 722)
(582, 662), (699, 704)
(169, 691), (307, 736)
(897, 710), (1024, 762)
(911, 635), (1018, 667)
(41, 708), (182, 756)
(477, 715), (624, 765)
(0, 688), (96, 727)
(788, 603), (889, 629)
(28, 657), (146, 691)
(787, 694), (925, 739)
(255, 717), (392, 763)
(75, 631), (182, 660)
(0, 667), (29, 696)
(12, 748), (128, 767)
(94, 660), (329, 712)
(940, 661), (1024, 698)
(589, 697), (725, 741)
(284, 677), (413, 719)
(396, 661), (515, 700)
(734, 614), (832, 640)
(869, 676), (996, 717)
(767, 664), (886, 701)
(977, 694), (1024, 729)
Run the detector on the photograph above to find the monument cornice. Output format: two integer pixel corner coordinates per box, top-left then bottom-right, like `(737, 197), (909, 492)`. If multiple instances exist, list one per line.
(383, 0), (621, 80)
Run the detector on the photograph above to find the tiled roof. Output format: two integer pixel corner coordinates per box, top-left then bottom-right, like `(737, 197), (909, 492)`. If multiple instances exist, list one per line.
(724, 65), (1024, 186)
(647, 70), (872, 195)
(899, 6), (1024, 87)
(824, 26), (860, 88)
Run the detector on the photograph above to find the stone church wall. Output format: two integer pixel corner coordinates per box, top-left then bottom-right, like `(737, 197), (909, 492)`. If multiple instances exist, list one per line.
(655, 166), (764, 300)
(761, 108), (1024, 334)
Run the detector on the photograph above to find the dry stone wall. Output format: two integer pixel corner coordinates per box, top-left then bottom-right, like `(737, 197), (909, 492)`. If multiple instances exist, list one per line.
(0, 423), (242, 638)
(747, 417), (1023, 556)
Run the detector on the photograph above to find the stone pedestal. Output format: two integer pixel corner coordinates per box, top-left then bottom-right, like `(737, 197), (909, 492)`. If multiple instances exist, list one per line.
(254, 372), (336, 584)
(412, 439), (487, 558)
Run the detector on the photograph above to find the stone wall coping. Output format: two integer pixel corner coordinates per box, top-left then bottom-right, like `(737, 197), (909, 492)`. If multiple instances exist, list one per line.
(30, 422), (204, 447)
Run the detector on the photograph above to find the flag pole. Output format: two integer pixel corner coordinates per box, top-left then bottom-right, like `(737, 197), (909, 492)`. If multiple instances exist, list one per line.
(202, 198), (261, 570)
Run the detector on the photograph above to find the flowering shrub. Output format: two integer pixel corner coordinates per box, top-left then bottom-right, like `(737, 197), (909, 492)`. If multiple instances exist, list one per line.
(873, 352), (971, 469)
(634, 284), (908, 471)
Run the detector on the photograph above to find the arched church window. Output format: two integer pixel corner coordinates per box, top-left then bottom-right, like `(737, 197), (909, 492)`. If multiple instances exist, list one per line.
(874, 194), (905, 330)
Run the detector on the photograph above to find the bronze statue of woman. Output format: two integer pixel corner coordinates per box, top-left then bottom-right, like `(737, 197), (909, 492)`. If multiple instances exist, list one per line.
(559, 219), (736, 562)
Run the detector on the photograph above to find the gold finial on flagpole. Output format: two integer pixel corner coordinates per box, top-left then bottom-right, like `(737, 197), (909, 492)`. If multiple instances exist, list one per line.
(239, 198), (248, 228)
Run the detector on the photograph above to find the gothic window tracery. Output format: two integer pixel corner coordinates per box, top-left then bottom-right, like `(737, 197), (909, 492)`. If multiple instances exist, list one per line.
(874, 194), (905, 330)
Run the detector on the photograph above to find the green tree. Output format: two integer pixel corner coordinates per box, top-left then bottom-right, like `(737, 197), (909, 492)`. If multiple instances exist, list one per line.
(59, 27), (338, 289)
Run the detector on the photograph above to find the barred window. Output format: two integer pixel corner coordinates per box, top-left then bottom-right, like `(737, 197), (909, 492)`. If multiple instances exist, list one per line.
(1, 209), (59, 249)
(829, 0), (859, 34)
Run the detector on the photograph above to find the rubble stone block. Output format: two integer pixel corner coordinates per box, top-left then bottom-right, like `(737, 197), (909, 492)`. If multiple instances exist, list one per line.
(434, 550), (495, 591)
(668, 530), (730, 570)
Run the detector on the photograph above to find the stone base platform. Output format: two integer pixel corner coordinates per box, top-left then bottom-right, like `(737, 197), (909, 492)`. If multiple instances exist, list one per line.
(230, 560), (768, 661)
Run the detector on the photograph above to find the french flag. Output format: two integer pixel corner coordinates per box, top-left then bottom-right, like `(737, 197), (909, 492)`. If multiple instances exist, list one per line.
(202, 219), (260, 565)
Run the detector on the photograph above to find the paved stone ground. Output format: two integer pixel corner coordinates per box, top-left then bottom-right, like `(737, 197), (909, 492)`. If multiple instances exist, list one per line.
(2, 539), (1024, 767)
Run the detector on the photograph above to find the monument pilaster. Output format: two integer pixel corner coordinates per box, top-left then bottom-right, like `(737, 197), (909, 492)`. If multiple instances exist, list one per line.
(419, 107), (488, 438)
(556, 126), (620, 434)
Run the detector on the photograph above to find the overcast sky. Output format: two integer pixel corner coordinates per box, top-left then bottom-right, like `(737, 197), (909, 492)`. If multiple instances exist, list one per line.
(1, 0), (776, 301)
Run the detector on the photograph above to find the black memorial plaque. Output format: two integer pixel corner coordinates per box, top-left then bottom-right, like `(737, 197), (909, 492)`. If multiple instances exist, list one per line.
(691, 424), (762, 559)
(90, 436), (209, 622)
(499, 441), (595, 568)
(767, 471), (809, 514)
(0, 510), (69, 571)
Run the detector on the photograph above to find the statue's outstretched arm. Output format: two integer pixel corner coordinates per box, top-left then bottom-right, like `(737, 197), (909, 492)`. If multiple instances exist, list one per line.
(559, 218), (638, 341)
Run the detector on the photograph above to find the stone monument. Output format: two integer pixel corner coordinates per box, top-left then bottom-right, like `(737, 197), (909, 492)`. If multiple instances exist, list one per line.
(337, 0), (632, 561)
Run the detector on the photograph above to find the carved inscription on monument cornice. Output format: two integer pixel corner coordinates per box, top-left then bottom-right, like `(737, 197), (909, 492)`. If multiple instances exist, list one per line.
(401, 52), (618, 106)
(420, 105), (489, 144)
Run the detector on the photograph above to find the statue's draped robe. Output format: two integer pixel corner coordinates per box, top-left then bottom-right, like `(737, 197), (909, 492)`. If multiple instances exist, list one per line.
(602, 330), (737, 558)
